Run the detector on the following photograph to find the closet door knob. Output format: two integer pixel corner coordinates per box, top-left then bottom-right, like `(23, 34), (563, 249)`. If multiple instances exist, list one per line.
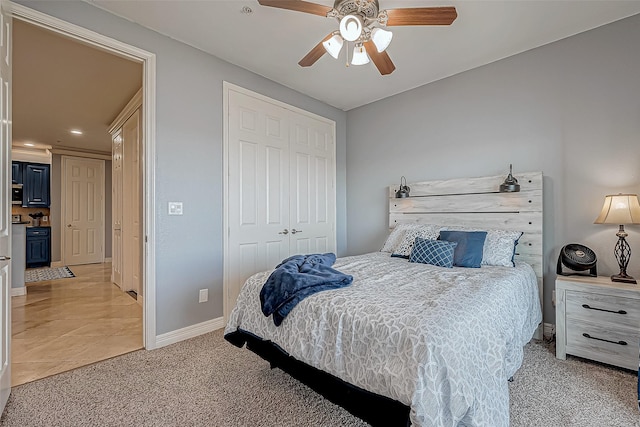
(278, 229), (289, 235)
(291, 229), (302, 234)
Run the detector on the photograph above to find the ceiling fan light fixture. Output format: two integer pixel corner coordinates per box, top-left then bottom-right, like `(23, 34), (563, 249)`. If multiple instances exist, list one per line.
(371, 27), (393, 52)
(322, 33), (344, 59)
(351, 44), (370, 65)
(339, 14), (363, 42)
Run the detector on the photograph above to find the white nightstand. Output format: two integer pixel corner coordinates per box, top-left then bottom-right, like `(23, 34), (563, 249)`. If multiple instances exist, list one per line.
(556, 275), (640, 370)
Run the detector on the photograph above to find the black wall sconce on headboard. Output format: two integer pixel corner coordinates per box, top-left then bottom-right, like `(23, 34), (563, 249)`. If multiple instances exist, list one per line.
(499, 164), (520, 193)
(395, 176), (410, 198)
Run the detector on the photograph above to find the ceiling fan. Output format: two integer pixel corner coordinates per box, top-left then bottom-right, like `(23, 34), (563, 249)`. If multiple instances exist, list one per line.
(257, 0), (457, 75)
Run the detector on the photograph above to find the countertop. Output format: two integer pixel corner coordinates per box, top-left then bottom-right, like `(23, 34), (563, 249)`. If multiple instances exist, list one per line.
(11, 221), (29, 225)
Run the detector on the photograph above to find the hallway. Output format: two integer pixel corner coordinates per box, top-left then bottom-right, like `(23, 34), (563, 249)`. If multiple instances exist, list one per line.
(11, 263), (142, 386)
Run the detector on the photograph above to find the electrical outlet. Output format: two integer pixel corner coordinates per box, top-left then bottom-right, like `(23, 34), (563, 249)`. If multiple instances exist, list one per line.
(42, 216), (48, 222)
(199, 289), (208, 303)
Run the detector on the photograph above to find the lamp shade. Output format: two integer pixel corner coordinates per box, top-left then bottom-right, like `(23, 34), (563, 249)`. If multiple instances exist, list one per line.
(594, 194), (640, 224)
(339, 15), (363, 42)
(371, 28), (393, 52)
(351, 44), (369, 65)
(322, 34), (344, 59)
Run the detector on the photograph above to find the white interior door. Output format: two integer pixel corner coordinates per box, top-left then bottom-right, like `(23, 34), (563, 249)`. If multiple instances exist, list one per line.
(122, 109), (141, 295)
(289, 113), (336, 254)
(62, 156), (105, 265)
(227, 89), (290, 314)
(0, 0), (11, 410)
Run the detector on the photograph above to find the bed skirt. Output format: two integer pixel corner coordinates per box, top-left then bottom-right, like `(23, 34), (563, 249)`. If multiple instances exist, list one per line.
(225, 329), (411, 427)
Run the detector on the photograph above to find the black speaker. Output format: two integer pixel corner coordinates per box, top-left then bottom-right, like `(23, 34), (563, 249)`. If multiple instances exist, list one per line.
(557, 244), (597, 277)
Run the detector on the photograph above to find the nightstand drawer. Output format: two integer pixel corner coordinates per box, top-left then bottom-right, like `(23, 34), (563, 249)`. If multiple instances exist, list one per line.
(565, 290), (640, 329)
(566, 319), (639, 371)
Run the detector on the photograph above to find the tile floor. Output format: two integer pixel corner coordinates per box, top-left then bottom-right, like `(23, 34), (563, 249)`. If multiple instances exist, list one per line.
(11, 263), (143, 386)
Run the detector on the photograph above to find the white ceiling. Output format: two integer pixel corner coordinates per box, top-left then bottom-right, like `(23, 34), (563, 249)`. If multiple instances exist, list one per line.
(13, 20), (142, 152)
(87, 0), (640, 111)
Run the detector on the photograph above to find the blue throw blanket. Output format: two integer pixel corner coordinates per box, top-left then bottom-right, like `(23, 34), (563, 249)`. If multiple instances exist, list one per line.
(260, 253), (353, 326)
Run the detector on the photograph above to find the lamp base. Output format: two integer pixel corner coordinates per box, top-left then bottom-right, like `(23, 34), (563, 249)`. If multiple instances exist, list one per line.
(611, 274), (637, 284)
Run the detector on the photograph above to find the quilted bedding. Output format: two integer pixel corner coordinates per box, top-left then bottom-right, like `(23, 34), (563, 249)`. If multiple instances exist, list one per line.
(225, 252), (542, 426)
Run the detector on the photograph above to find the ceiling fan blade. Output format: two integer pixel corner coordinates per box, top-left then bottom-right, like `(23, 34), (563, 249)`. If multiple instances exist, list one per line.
(299, 33), (333, 67)
(257, 0), (333, 17)
(364, 41), (396, 75)
(385, 7), (457, 26)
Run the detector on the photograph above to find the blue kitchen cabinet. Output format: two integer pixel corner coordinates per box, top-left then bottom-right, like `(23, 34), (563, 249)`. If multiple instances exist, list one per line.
(11, 162), (22, 184)
(26, 227), (51, 268)
(23, 163), (50, 207)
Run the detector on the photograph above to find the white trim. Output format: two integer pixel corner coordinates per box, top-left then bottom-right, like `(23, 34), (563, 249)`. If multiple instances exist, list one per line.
(222, 83), (230, 322)
(50, 148), (110, 161)
(11, 287), (26, 297)
(224, 81), (335, 125)
(104, 257), (112, 263)
(222, 82), (337, 322)
(50, 260), (64, 268)
(108, 88), (142, 134)
(11, 1), (158, 350)
(154, 317), (225, 349)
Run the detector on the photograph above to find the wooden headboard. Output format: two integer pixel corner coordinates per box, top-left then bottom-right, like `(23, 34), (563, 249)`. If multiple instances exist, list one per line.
(389, 172), (543, 339)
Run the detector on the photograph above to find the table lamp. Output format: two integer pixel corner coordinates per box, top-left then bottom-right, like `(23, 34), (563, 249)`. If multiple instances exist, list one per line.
(594, 193), (640, 284)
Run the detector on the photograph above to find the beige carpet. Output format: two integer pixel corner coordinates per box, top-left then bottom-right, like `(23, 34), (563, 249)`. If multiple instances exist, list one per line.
(0, 329), (638, 426)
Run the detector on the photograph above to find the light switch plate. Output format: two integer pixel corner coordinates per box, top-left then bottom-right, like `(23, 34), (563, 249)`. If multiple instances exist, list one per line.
(168, 202), (183, 215)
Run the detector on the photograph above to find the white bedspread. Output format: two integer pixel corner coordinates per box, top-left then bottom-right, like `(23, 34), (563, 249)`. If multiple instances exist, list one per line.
(225, 252), (542, 426)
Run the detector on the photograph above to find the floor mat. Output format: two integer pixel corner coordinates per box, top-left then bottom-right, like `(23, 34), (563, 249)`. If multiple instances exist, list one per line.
(25, 266), (75, 283)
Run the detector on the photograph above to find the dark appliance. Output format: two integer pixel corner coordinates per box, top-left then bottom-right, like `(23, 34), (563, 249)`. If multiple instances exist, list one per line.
(557, 244), (597, 277)
(11, 183), (23, 205)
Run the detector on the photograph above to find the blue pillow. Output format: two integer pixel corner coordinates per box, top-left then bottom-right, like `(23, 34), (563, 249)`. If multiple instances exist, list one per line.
(409, 238), (458, 268)
(439, 230), (487, 268)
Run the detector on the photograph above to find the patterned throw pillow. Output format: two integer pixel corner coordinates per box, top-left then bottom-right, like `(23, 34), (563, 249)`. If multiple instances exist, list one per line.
(409, 238), (458, 268)
(482, 230), (523, 267)
(439, 230), (487, 268)
(380, 223), (419, 253)
(392, 224), (444, 258)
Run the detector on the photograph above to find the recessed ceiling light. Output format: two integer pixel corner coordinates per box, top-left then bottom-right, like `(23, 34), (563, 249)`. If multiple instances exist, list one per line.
(70, 129), (83, 135)
(24, 143), (35, 147)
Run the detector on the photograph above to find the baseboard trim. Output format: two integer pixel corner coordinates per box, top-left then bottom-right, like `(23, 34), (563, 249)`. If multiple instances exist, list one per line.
(51, 261), (64, 268)
(11, 287), (26, 296)
(104, 257), (112, 262)
(155, 317), (225, 349)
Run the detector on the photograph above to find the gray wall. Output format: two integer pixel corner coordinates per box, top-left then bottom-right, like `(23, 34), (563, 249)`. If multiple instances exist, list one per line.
(18, 1), (348, 335)
(50, 154), (112, 262)
(346, 14), (640, 325)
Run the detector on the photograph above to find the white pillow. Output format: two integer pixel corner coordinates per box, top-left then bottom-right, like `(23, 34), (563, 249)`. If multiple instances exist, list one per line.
(380, 223), (420, 253)
(440, 227), (523, 267)
(391, 224), (444, 258)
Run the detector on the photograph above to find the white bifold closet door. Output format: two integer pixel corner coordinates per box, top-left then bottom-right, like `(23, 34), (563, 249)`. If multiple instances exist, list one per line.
(226, 86), (336, 317)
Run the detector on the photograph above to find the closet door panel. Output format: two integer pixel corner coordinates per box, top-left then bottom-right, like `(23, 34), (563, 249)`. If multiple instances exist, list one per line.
(289, 113), (336, 255)
(227, 90), (290, 311)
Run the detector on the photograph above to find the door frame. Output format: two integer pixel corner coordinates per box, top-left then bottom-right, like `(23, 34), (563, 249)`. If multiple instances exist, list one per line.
(60, 156), (105, 266)
(222, 81), (337, 321)
(11, 3), (158, 349)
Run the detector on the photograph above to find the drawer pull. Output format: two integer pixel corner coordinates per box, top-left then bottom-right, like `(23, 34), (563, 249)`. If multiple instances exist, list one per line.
(582, 333), (627, 346)
(581, 304), (627, 315)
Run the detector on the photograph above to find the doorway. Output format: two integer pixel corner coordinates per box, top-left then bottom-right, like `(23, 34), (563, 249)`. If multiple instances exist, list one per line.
(6, 3), (158, 391)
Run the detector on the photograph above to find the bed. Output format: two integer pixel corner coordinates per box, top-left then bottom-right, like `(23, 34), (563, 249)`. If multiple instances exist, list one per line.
(225, 172), (544, 426)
